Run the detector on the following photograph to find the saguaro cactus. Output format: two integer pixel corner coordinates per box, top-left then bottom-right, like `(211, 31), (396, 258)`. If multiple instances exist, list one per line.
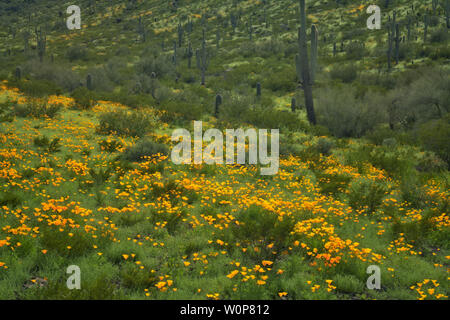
(387, 27), (393, 70)
(138, 16), (147, 42)
(23, 30), (30, 54)
(187, 41), (193, 68)
(87, 74), (93, 90)
(394, 23), (400, 64)
(446, 0), (450, 29)
(291, 97), (296, 112)
(215, 94), (222, 117)
(177, 22), (183, 47)
(310, 24), (319, 83)
(216, 29), (221, 49)
(150, 72), (157, 99)
(196, 30), (209, 86)
(35, 27), (46, 62)
(173, 41), (177, 65)
(296, 0), (316, 125)
(15, 67), (21, 80)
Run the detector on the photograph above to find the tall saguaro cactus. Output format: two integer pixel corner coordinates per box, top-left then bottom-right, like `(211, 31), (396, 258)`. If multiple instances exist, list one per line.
(86, 74), (93, 90)
(15, 67), (22, 80)
(394, 23), (400, 65)
(296, 0), (316, 125)
(187, 41), (193, 68)
(446, 0), (450, 29)
(35, 27), (46, 63)
(196, 30), (209, 86)
(387, 27), (393, 70)
(177, 22), (184, 47)
(310, 24), (318, 83)
(215, 94), (222, 117)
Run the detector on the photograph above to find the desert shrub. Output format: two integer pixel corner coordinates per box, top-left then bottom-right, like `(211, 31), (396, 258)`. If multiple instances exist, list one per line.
(415, 151), (448, 173)
(97, 109), (158, 137)
(136, 54), (175, 79)
(430, 28), (449, 43)
(330, 64), (358, 83)
(0, 101), (14, 123)
(366, 126), (396, 145)
(33, 135), (50, 147)
(122, 139), (169, 162)
(231, 205), (295, 248)
(345, 41), (366, 60)
(12, 79), (62, 97)
(238, 38), (285, 58)
(71, 87), (95, 110)
(34, 136), (61, 154)
(104, 57), (127, 85)
(245, 108), (301, 131)
(22, 60), (80, 91)
(84, 67), (114, 92)
(316, 87), (387, 138)
(220, 93), (253, 120)
(315, 137), (335, 156)
(0, 191), (22, 207)
(369, 146), (415, 176)
(407, 75), (449, 122)
(418, 114), (450, 164)
(65, 45), (89, 61)
(264, 67), (297, 92)
(99, 139), (123, 153)
(13, 101), (61, 118)
(347, 177), (388, 213)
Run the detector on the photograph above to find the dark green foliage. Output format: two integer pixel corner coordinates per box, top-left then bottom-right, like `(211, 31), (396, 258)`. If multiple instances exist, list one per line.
(296, 0), (316, 125)
(96, 109), (157, 137)
(122, 139), (169, 162)
(15, 66), (21, 80)
(71, 87), (95, 110)
(418, 114), (450, 164)
(316, 87), (386, 138)
(329, 64), (357, 83)
(33, 136), (61, 153)
(13, 101), (61, 118)
(316, 137), (335, 156)
(215, 94), (222, 117)
(347, 178), (388, 213)
(99, 139), (123, 153)
(86, 74), (93, 90)
(0, 101), (14, 123)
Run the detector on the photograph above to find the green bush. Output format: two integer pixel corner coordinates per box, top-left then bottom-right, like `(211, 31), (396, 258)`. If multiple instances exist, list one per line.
(13, 101), (61, 118)
(347, 177), (388, 213)
(12, 79), (62, 97)
(430, 28), (449, 43)
(316, 87), (387, 138)
(65, 45), (89, 61)
(122, 139), (169, 162)
(0, 101), (14, 123)
(330, 64), (358, 83)
(96, 109), (158, 137)
(99, 139), (123, 153)
(418, 115), (450, 165)
(415, 151), (448, 172)
(71, 87), (95, 110)
(315, 137), (335, 156)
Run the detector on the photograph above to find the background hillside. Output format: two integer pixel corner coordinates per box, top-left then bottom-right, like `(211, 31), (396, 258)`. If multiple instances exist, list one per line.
(0, 0), (448, 300)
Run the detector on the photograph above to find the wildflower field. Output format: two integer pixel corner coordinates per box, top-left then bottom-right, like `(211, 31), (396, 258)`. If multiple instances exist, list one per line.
(0, 0), (449, 300)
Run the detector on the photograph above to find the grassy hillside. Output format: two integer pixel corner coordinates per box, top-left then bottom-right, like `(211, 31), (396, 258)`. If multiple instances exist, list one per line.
(0, 0), (448, 300)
